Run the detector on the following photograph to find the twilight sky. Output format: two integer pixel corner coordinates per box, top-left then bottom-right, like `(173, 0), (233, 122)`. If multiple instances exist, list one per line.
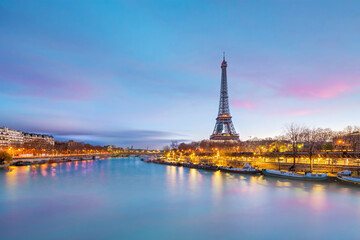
(1, 0), (360, 148)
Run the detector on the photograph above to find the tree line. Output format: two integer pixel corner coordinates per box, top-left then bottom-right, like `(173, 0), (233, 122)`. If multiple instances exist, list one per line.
(4, 139), (110, 156)
(173, 124), (360, 171)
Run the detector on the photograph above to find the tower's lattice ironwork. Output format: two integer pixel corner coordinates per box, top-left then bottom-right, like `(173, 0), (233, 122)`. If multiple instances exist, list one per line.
(210, 54), (240, 141)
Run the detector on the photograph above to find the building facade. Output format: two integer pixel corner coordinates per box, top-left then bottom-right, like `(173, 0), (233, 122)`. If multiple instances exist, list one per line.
(0, 127), (55, 148)
(333, 131), (360, 152)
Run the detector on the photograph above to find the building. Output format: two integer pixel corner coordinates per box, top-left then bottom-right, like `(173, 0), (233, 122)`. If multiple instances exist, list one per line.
(0, 127), (24, 148)
(333, 131), (360, 152)
(23, 133), (55, 146)
(210, 53), (240, 141)
(0, 127), (55, 148)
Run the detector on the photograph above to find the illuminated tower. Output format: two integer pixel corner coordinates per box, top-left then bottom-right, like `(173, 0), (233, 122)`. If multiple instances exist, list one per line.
(210, 53), (240, 141)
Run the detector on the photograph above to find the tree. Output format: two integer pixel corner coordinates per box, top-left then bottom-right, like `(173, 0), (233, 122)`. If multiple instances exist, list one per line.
(270, 136), (287, 170)
(302, 127), (332, 172)
(323, 142), (334, 151)
(285, 123), (304, 170)
(0, 151), (13, 164)
(163, 145), (170, 153)
(343, 126), (360, 152)
(170, 141), (179, 150)
(343, 125), (360, 134)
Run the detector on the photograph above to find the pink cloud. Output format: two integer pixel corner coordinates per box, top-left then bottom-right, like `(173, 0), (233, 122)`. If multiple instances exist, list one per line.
(231, 100), (257, 110)
(230, 62), (360, 101)
(278, 79), (360, 100)
(282, 109), (319, 117)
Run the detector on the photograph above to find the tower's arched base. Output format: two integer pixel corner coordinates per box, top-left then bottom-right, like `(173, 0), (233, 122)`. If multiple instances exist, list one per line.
(210, 134), (240, 141)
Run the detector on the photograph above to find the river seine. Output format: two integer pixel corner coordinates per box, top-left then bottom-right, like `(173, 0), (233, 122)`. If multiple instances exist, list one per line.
(1, 157), (360, 240)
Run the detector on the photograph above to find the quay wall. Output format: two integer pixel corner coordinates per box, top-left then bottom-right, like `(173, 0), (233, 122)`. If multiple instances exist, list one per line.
(13, 153), (112, 162)
(181, 156), (360, 174)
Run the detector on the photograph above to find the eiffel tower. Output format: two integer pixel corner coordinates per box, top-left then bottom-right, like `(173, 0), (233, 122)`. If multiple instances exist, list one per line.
(210, 53), (240, 141)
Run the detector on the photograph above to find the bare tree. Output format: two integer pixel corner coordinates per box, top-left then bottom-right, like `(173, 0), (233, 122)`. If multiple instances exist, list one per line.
(285, 123), (304, 170)
(170, 141), (179, 150)
(271, 135), (287, 170)
(302, 127), (333, 172)
(344, 126), (360, 152)
(163, 145), (170, 152)
(343, 125), (360, 134)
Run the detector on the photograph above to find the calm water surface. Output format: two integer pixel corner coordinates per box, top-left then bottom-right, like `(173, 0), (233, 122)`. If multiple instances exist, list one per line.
(1, 157), (360, 240)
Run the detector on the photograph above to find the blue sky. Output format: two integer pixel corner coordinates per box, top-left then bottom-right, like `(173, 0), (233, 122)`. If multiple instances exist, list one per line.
(1, 0), (360, 148)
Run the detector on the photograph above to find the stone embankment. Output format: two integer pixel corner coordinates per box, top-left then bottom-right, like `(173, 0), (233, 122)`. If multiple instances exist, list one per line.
(0, 154), (112, 169)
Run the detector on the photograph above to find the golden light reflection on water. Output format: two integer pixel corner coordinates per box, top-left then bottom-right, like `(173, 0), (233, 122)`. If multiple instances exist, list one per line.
(166, 165), (177, 179)
(40, 164), (48, 177)
(66, 162), (72, 172)
(4, 161), (95, 190)
(50, 163), (58, 178)
(178, 167), (184, 184)
(247, 176), (267, 195)
(30, 165), (37, 171)
(74, 161), (79, 171)
(188, 168), (202, 194)
(166, 166), (177, 195)
(254, 175), (268, 186)
(238, 175), (246, 180)
(211, 171), (223, 202)
(82, 161), (87, 169)
(81, 161), (88, 175)
(276, 181), (292, 187)
(312, 184), (325, 194)
(30, 165), (38, 179)
(249, 175), (263, 186)
(309, 184), (327, 212)
(165, 166), (186, 196)
(4, 166), (32, 191)
(5, 167), (18, 188)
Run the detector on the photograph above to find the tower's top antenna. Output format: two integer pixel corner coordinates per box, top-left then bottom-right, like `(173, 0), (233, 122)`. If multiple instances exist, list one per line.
(223, 52), (225, 61)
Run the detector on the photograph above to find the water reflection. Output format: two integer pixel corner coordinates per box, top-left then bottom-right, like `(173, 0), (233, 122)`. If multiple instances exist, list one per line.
(309, 184), (327, 213)
(275, 180), (292, 187)
(188, 168), (203, 195)
(30, 166), (38, 180)
(5, 167), (18, 188)
(3, 160), (100, 189)
(211, 171), (223, 202)
(253, 175), (269, 186)
(166, 166), (178, 196)
(178, 167), (184, 185)
(50, 164), (58, 178)
(2, 158), (360, 240)
(74, 161), (79, 171)
(40, 164), (48, 177)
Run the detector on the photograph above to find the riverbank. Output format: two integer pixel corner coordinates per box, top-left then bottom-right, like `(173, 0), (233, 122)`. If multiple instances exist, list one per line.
(145, 157), (360, 183)
(1, 153), (153, 169)
(5, 153), (113, 167)
(176, 156), (360, 175)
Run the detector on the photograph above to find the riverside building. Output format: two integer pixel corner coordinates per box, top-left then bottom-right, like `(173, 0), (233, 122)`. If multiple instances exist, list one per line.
(333, 131), (360, 152)
(0, 127), (55, 148)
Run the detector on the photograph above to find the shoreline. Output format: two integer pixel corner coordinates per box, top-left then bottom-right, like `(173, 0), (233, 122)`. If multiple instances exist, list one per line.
(1, 153), (113, 168)
(145, 158), (352, 183)
(146, 156), (360, 178)
(0, 153), (144, 168)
